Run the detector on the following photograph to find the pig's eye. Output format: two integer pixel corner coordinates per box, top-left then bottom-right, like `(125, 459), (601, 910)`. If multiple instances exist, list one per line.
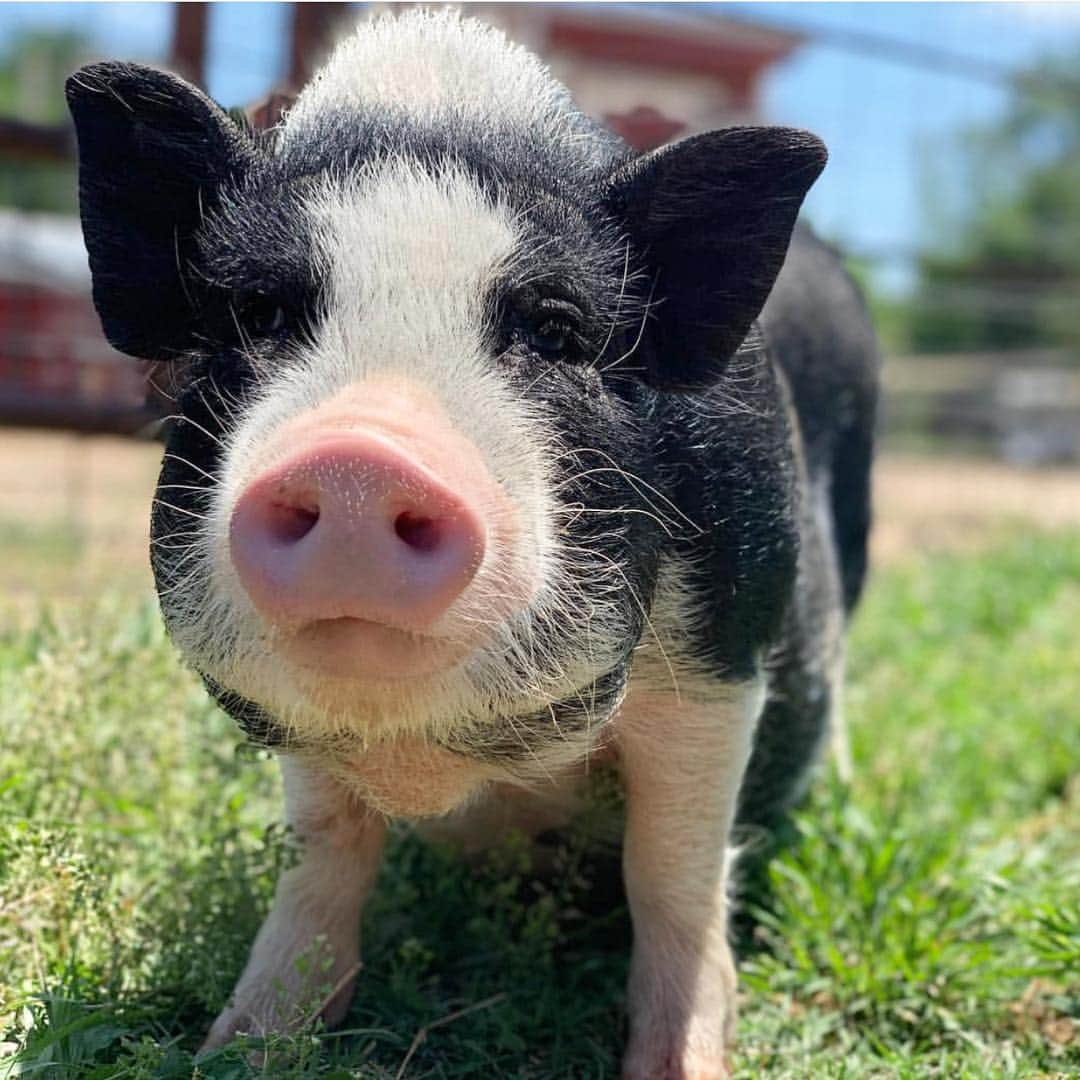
(246, 299), (288, 336)
(520, 298), (586, 361)
(504, 295), (586, 363)
(527, 318), (574, 359)
(230, 293), (292, 339)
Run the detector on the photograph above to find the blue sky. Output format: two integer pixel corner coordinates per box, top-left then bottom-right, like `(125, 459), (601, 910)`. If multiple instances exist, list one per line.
(3, 2), (1078, 294)
(741, 3), (1080, 290)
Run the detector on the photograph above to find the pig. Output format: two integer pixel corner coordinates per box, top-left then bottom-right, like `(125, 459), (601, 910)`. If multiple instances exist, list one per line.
(66, 10), (877, 1077)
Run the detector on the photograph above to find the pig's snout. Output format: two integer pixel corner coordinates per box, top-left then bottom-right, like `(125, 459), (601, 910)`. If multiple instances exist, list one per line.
(229, 433), (487, 632)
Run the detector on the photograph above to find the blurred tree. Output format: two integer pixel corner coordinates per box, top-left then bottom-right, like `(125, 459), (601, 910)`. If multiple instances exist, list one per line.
(841, 254), (912, 356)
(0, 30), (88, 213)
(910, 50), (1080, 354)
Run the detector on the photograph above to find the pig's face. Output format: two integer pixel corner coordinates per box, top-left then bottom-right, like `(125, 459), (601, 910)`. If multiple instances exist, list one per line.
(155, 156), (659, 762)
(67, 13), (824, 778)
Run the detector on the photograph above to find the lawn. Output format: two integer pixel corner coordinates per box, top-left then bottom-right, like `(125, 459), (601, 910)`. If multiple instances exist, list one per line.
(1, 517), (1078, 1077)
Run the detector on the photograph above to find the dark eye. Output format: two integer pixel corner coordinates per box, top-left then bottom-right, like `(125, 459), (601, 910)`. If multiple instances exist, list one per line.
(262, 306), (287, 333)
(242, 295), (288, 337)
(527, 318), (573, 358)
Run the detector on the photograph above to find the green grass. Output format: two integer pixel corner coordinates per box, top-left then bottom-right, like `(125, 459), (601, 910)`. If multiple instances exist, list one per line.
(2, 533), (1078, 1077)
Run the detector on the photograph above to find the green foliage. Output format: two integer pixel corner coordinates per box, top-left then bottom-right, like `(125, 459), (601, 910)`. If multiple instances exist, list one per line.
(0, 31), (86, 125)
(2, 533), (1079, 1076)
(909, 52), (1080, 353)
(0, 30), (86, 213)
(841, 255), (916, 356)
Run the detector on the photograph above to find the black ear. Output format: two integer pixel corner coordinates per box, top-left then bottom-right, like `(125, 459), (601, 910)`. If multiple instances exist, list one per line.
(608, 127), (826, 391)
(65, 62), (255, 360)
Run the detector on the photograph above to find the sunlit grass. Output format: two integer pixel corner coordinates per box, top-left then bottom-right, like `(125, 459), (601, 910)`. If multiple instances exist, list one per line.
(2, 533), (1078, 1077)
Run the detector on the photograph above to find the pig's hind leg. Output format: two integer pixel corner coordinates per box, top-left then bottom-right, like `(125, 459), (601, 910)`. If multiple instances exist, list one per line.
(201, 758), (385, 1052)
(616, 678), (766, 1080)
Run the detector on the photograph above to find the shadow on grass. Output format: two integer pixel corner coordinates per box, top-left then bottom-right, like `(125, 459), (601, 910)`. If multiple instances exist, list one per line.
(9, 815), (811, 1079)
(9, 831), (628, 1077)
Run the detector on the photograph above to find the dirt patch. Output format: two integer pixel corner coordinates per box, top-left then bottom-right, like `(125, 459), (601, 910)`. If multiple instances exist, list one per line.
(0, 428), (160, 600)
(871, 455), (1080, 565)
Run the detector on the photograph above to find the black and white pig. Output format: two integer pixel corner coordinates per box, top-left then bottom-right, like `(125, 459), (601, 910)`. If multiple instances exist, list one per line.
(66, 10), (877, 1077)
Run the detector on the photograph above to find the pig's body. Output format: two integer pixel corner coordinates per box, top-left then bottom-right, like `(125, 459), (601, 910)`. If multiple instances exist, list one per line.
(68, 11), (877, 1077)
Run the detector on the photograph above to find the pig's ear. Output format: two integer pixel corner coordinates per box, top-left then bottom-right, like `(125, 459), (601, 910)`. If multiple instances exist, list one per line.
(65, 62), (255, 361)
(607, 127), (826, 391)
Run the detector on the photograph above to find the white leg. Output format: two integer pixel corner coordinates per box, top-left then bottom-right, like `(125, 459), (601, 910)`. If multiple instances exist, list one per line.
(828, 641), (853, 782)
(617, 678), (765, 1080)
(202, 756), (386, 1051)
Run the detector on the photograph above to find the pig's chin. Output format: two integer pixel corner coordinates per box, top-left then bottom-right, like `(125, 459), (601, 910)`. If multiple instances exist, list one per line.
(279, 617), (472, 680)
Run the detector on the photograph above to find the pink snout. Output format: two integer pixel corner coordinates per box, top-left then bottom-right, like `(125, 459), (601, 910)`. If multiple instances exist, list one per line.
(229, 433), (487, 632)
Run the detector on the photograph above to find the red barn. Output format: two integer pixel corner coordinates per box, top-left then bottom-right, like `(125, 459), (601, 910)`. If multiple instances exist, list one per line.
(0, 208), (149, 432)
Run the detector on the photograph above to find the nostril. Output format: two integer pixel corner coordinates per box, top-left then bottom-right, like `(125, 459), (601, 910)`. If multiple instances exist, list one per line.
(394, 510), (442, 553)
(266, 500), (320, 544)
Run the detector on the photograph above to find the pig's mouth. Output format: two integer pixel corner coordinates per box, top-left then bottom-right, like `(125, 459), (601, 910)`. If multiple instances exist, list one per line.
(280, 616), (474, 680)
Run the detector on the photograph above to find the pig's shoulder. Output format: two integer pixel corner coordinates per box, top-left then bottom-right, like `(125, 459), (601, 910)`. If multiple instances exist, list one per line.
(651, 348), (800, 680)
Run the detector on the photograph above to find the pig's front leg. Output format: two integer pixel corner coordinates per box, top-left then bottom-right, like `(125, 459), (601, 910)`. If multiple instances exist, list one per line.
(202, 757), (385, 1051)
(617, 679), (765, 1080)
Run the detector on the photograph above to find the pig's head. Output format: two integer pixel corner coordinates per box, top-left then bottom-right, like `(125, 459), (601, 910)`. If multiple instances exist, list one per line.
(66, 11), (824, 796)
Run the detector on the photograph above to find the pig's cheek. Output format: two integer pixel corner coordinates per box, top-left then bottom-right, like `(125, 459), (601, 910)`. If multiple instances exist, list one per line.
(455, 462), (540, 627)
(328, 738), (494, 818)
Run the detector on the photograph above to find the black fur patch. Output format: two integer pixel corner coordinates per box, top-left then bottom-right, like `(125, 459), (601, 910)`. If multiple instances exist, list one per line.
(202, 676), (295, 749)
(606, 127), (827, 390)
(65, 63), (259, 360)
(441, 664), (629, 766)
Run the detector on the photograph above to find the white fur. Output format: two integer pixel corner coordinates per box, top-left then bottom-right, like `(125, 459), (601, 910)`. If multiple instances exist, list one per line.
(628, 552), (720, 707)
(202, 759), (386, 1050)
(616, 675), (766, 1080)
(282, 9), (581, 150)
(810, 472), (852, 781)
